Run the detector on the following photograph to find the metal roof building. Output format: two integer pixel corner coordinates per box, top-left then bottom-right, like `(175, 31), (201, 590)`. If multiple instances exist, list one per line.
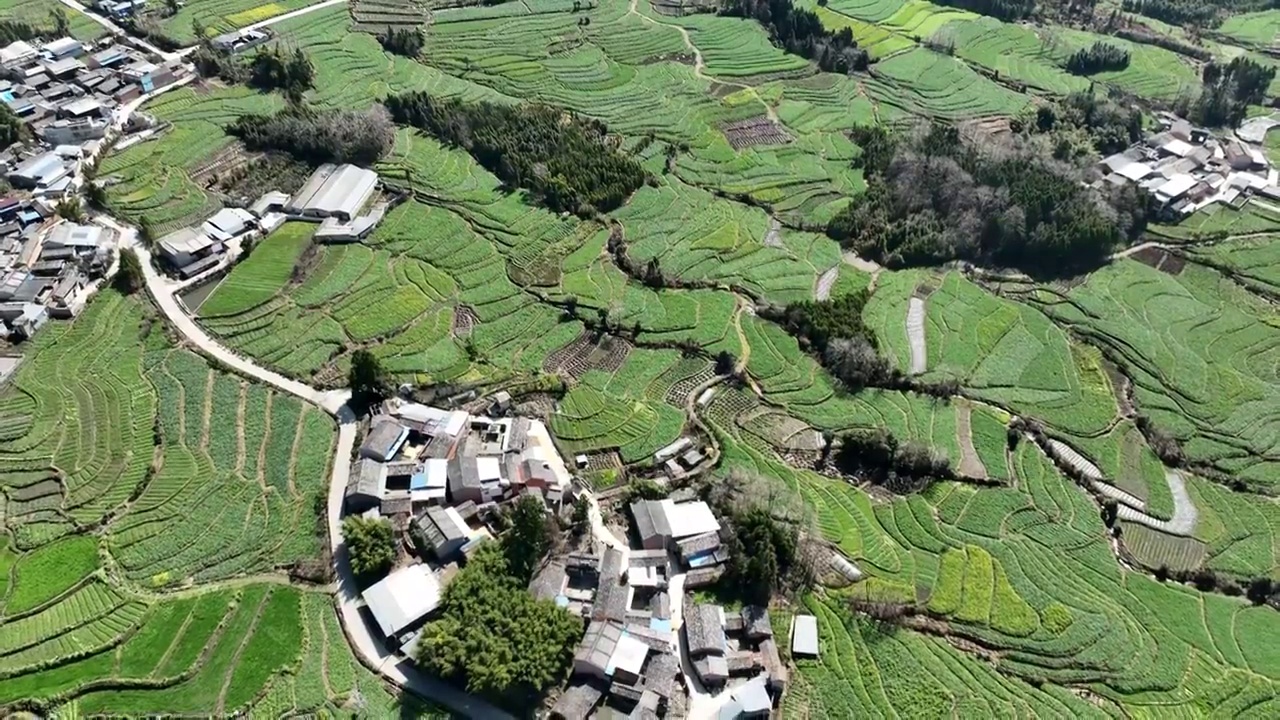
(791, 614), (819, 658)
(47, 222), (107, 250)
(415, 505), (468, 560)
(359, 564), (441, 641)
(288, 163), (378, 221)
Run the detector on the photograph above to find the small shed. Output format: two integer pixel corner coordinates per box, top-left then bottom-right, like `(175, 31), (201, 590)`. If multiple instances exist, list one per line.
(791, 614), (819, 658)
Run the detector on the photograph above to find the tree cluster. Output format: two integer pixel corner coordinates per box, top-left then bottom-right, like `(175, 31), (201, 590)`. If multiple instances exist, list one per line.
(826, 123), (1148, 278)
(719, 0), (869, 74)
(1, 102), (27, 152)
(760, 291), (904, 390)
(248, 46), (314, 99)
(704, 471), (816, 604)
(1015, 92), (1144, 157)
(414, 543), (580, 705)
(932, 0), (1035, 20)
(342, 515), (396, 582)
(384, 92), (646, 215)
(1180, 56), (1276, 128)
(227, 105), (395, 166)
(378, 26), (424, 57)
(834, 428), (951, 494)
(0, 20), (39, 48)
(1118, 0), (1270, 28)
(1065, 42), (1130, 76)
(348, 348), (389, 408)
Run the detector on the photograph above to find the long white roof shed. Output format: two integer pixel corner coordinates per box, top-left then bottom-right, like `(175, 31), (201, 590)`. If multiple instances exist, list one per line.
(360, 564), (441, 639)
(289, 163), (377, 219)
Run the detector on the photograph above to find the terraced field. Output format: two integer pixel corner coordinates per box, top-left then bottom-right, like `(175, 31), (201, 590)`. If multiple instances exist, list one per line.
(159, 0), (318, 44)
(101, 86), (283, 236)
(73, 0), (1280, 713)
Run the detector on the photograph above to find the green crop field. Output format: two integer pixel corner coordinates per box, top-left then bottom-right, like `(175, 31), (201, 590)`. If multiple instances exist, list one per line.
(29, 0), (1280, 713)
(0, 0), (107, 40)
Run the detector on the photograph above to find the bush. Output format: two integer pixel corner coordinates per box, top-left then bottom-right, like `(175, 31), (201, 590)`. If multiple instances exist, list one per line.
(835, 428), (951, 493)
(378, 27), (424, 57)
(342, 515), (395, 582)
(114, 248), (145, 295)
(719, 0), (869, 73)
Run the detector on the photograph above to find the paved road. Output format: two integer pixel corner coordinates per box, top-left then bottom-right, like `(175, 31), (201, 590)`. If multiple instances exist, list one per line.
(243, 0), (348, 32)
(58, 0), (177, 60)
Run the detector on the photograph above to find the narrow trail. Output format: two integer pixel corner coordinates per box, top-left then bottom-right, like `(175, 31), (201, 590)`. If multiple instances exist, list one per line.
(626, 0), (779, 123)
(906, 296), (927, 375)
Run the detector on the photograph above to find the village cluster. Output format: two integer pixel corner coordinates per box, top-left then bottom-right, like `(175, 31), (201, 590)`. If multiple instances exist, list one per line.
(1097, 112), (1279, 218)
(343, 393), (821, 719)
(0, 33), (188, 340)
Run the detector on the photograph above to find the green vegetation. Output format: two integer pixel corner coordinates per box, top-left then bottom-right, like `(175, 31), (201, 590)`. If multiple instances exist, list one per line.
(68, 0), (1280, 713)
(415, 543), (580, 707)
(198, 222), (315, 317)
(342, 516), (395, 583)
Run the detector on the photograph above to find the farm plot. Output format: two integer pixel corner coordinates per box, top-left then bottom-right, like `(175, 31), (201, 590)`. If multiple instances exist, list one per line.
(868, 47), (1031, 119)
(198, 222), (315, 317)
(1032, 259), (1280, 491)
(159, 0), (317, 45)
(101, 86), (282, 234)
(867, 270), (1117, 437)
(0, 0), (107, 40)
(0, 292), (335, 590)
(932, 17), (1089, 96)
(1188, 234), (1280, 296)
(1219, 9), (1280, 49)
(550, 373), (686, 464)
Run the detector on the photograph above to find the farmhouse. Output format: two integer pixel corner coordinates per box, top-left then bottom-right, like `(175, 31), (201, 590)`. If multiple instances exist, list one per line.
(412, 504), (469, 561)
(157, 227), (220, 271)
(631, 498), (721, 550)
(201, 207), (256, 243)
(360, 563), (442, 645)
(287, 163), (378, 221)
(360, 418), (410, 462)
(345, 457), (387, 514)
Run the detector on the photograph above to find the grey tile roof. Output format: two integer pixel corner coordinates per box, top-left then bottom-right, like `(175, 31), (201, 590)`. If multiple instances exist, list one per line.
(761, 637), (788, 689)
(684, 604), (725, 656)
(448, 456), (481, 492)
(648, 591), (670, 620)
(630, 500), (670, 543)
(677, 531), (721, 559)
(642, 652), (678, 700)
(693, 655), (727, 683)
(574, 620), (622, 675)
(346, 458), (385, 500)
(551, 682), (603, 720)
(683, 565), (724, 589)
(592, 555), (628, 623)
(741, 605), (772, 639)
(360, 418), (407, 461)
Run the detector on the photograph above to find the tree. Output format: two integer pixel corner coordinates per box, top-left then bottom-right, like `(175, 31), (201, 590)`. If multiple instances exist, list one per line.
(1100, 499), (1118, 527)
(342, 515), (395, 581)
(415, 543), (580, 706)
(503, 494), (552, 583)
(1246, 577), (1274, 605)
(570, 495), (590, 535)
(349, 349), (387, 401)
(138, 215), (155, 248)
(715, 350), (736, 375)
(49, 7), (69, 36)
(165, 0), (180, 16)
(0, 102), (25, 150)
(114, 248), (144, 295)
(55, 198), (84, 222)
(85, 180), (108, 211)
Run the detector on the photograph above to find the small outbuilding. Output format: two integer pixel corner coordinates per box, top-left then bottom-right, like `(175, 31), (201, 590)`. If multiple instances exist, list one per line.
(791, 614), (819, 658)
(359, 564), (441, 643)
(345, 457), (386, 513)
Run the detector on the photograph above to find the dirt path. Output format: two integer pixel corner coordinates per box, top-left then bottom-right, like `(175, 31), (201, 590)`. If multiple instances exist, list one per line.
(286, 407), (306, 499)
(256, 394), (272, 491)
(954, 400), (987, 480)
(626, 0), (779, 123)
(733, 298), (752, 373)
(199, 369), (214, 454)
(235, 382), (247, 475)
(815, 265), (838, 301)
(906, 297), (927, 375)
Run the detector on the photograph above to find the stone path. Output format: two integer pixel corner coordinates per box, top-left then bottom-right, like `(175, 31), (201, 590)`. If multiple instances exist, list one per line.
(906, 297), (927, 375)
